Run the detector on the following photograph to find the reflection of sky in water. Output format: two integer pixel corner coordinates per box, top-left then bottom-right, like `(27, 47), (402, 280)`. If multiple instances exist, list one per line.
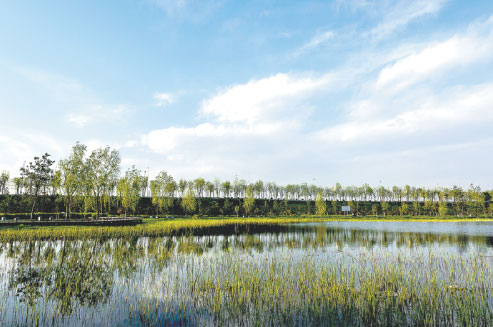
(0, 221), (492, 326)
(300, 221), (493, 237)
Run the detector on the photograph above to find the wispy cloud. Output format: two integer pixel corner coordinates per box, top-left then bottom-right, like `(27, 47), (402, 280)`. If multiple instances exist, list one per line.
(153, 92), (175, 107)
(139, 73), (333, 177)
(201, 73), (332, 124)
(368, 0), (447, 39)
(0, 134), (65, 175)
(137, 14), (493, 185)
(147, 0), (188, 14)
(294, 30), (334, 56)
(9, 65), (133, 129)
(315, 83), (493, 143)
(66, 105), (131, 128)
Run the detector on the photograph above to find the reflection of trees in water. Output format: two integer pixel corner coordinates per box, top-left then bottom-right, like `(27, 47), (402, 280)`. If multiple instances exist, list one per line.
(5, 236), (191, 318)
(285, 226), (493, 250)
(8, 240), (113, 316)
(3, 225), (492, 320)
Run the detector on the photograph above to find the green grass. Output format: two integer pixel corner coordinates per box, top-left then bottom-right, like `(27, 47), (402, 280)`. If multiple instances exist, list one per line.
(1, 215), (491, 242)
(3, 233), (491, 326)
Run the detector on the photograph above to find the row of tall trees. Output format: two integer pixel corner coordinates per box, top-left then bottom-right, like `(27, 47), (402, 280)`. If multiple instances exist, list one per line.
(1, 142), (492, 218)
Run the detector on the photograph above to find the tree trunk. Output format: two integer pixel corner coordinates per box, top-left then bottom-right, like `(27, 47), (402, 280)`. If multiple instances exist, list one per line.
(95, 195), (100, 219)
(30, 196), (36, 219)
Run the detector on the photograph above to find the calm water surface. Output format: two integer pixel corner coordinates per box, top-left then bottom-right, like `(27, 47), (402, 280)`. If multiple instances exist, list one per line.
(0, 221), (492, 326)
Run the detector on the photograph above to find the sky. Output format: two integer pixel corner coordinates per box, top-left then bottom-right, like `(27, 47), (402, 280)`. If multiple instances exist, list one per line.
(1, 0), (493, 189)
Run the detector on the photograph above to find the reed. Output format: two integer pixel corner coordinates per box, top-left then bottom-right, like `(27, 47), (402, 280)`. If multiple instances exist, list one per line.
(1, 221), (492, 326)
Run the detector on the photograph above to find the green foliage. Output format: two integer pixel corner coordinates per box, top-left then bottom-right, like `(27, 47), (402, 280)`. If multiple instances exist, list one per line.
(151, 171), (175, 216)
(59, 142), (87, 218)
(315, 192), (326, 216)
(20, 153), (55, 218)
(399, 202), (409, 216)
(438, 201), (448, 217)
(381, 201), (389, 216)
(117, 166), (143, 217)
(0, 170), (9, 194)
(181, 188), (196, 215)
(243, 186), (255, 217)
(85, 146), (121, 218)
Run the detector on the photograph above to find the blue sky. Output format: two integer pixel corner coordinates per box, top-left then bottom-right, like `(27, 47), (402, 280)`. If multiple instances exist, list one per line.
(1, 0), (493, 188)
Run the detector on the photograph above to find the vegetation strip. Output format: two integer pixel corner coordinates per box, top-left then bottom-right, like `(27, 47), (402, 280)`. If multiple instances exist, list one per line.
(0, 217), (321, 242)
(0, 142), (492, 220)
(2, 216), (493, 242)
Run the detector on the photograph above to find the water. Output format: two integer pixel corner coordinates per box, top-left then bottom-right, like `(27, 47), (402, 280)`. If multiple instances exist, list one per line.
(0, 221), (492, 326)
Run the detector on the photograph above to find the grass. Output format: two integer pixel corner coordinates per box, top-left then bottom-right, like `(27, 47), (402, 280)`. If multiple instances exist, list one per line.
(0, 215), (491, 242)
(1, 231), (492, 326)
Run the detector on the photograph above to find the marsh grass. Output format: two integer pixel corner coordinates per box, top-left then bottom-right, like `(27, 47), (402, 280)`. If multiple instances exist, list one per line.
(0, 221), (492, 326)
(1, 216), (491, 242)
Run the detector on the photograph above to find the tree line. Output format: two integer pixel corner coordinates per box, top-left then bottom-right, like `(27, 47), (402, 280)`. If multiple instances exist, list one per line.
(0, 142), (492, 218)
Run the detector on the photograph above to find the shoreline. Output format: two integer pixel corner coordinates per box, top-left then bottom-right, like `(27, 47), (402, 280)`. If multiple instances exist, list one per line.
(0, 216), (492, 242)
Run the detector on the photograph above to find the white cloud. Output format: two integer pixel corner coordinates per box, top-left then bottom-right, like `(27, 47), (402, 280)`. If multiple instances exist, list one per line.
(11, 66), (89, 102)
(368, 0), (447, 39)
(153, 92), (175, 107)
(8, 65), (132, 128)
(200, 73), (331, 124)
(295, 30), (335, 55)
(316, 83), (493, 143)
(137, 11), (493, 184)
(66, 105), (131, 128)
(138, 73), (331, 178)
(376, 23), (493, 90)
(0, 134), (65, 176)
(338, 16), (493, 120)
(66, 113), (92, 127)
(141, 121), (294, 155)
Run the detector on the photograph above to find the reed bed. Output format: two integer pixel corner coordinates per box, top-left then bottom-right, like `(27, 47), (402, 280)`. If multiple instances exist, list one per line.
(1, 216), (490, 243)
(0, 222), (492, 326)
(0, 217), (333, 242)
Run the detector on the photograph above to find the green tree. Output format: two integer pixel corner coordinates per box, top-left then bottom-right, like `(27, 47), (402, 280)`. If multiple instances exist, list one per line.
(194, 178), (205, 197)
(399, 202), (409, 216)
(424, 200), (433, 216)
(371, 204), (378, 217)
(178, 179), (187, 197)
(13, 177), (23, 194)
(222, 198), (231, 216)
(0, 170), (9, 194)
(221, 181), (231, 198)
(331, 201), (338, 215)
(50, 170), (62, 196)
(205, 181), (215, 197)
(243, 186), (255, 217)
(117, 166), (142, 217)
(315, 192), (326, 216)
(20, 153), (55, 219)
(59, 142), (87, 218)
(438, 201), (448, 217)
(151, 171), (175, 216)
(381, 201), (389, 217)
(85, 147), (121, 218)
(283, 198), (289, 215)
(181, 188), (196, 216)
(254, 180), (264, 198)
